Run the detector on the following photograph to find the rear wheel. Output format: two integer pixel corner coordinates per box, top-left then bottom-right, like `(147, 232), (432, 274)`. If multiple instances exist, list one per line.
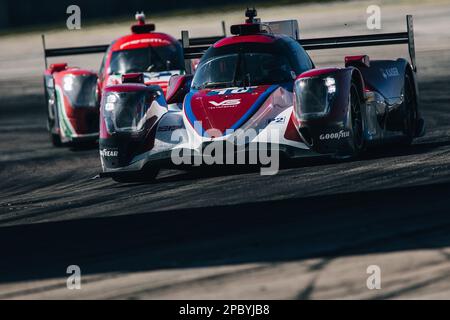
(112, 167), (160, 183)
(401, 73), (418, 146)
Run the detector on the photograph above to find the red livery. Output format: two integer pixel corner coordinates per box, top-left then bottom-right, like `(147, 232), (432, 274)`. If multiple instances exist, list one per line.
(42, 12), (185, 146)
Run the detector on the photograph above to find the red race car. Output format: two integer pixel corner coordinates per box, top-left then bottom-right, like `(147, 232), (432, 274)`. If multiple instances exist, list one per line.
(42, 12), (198, 147)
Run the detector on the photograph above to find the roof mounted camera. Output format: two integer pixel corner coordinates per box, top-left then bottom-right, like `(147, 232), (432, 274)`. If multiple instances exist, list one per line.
(131, 11), (155, 34)
(230, 8), (265, 35)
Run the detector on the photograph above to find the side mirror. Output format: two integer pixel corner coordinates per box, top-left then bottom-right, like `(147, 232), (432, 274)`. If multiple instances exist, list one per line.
(49, 63), (68, 74)
(166, 74), (193, 104)
(345, 55), (370, 68)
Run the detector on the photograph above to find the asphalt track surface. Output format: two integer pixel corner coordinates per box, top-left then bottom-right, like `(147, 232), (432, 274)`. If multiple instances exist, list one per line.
(1, 0), (450, 299)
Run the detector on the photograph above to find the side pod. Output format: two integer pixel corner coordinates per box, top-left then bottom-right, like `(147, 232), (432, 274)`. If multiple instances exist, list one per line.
(347, 56), (424, 139)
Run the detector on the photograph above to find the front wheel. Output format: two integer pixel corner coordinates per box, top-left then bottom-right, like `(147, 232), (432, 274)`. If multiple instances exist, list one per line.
(48, 94), (63, 147)
(348, 82), (365, 157)
(50, 133), (62, 147)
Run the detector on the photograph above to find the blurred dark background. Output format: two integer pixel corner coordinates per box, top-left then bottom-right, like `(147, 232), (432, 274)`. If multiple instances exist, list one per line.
(0, 0), (314, 30)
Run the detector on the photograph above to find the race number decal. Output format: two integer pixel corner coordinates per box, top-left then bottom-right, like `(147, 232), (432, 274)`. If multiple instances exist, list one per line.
(207, 87), (257, 96)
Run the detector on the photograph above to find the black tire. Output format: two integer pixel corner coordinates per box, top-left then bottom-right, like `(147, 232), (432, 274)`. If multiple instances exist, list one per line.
(48, 93), (63, 147)
(112, 167), (160, 183)
(50, 133), (62, 147)
(401, 73), (418, 146)
(348, 82), (365, 157)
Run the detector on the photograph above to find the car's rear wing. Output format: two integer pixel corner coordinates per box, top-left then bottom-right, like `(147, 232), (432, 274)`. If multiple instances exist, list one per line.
(41, 35), (104, 69)
(182, 15), (417, 71)
(41, 21), (228, 69)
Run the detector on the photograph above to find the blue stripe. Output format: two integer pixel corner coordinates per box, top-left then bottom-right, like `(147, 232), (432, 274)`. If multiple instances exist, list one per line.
(184, 85), (279, 136)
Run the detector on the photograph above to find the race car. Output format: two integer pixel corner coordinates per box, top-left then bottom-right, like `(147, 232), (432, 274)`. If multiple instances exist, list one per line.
(42, 13), (187, 146)
(99, 8), (425, 182)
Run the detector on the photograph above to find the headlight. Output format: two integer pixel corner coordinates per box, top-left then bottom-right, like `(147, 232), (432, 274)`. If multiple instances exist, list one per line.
(102, 91), (149, 134)
(104, 93), (118, 112)
(295, 76), (336, 120)
(324, 77), (336, 93)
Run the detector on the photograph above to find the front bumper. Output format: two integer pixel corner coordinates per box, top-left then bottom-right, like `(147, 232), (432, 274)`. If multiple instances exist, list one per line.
(99, 143), (329, 176)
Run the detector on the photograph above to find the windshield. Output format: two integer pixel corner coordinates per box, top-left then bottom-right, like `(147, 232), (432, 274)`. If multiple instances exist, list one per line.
(192, 52), (294, 89)
(109, 45), (184, 75)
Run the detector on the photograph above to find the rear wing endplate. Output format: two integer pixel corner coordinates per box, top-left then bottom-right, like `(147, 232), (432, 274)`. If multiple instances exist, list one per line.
(181, 15), (417, 71)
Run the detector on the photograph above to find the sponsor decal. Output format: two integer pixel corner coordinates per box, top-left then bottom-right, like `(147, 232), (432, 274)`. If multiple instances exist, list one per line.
(319, 130), (350, 140)
(120, 38), (171, 50)
(100, 148), (119, 157)
(209, 99), (241, 108)
(267, 116), (286, 125)
(381, 67), (400, 79)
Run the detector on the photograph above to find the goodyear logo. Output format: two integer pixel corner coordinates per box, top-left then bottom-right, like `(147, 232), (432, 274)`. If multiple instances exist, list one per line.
(100, 149), (118, 157)
(319, 130), (350, 140)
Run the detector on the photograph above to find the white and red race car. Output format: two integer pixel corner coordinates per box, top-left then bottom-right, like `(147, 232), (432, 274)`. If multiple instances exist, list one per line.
(98, 9), (424, 182)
